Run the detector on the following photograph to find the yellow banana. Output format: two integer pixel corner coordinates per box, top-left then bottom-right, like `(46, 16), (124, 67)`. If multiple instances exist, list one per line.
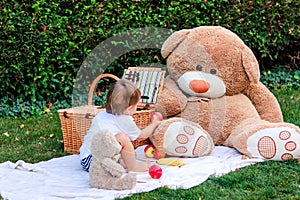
(156, 157), (186, 166)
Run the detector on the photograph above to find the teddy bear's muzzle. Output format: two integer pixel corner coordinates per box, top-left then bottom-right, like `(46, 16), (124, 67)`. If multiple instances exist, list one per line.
(177, 71), (226, 99)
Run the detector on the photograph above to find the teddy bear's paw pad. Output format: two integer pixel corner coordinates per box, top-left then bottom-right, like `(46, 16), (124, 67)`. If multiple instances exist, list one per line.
(163, 121), (213, 157)
(247, 127), (300, 160)
(192, 136), (210, 156)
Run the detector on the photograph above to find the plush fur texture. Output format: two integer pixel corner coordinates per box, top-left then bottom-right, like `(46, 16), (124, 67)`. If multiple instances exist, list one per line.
(153, 26), (300, 160)
(89, 130), (136, 190)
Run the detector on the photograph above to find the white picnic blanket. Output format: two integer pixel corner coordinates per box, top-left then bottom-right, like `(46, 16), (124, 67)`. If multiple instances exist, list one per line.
(0, 146), (264, 200)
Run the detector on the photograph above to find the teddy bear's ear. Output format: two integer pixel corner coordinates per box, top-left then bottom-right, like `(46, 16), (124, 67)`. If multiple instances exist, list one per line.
(161, 29), (190, 58)
(242, 46), (260, 83)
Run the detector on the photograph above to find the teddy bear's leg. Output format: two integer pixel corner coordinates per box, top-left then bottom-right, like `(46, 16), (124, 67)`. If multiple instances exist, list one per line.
(89, 161), (112, 189)
(112, 173), (137, 190)
(151, 118), (214, 157)
(224, 118), (300, 160)
(90, 165), (136, 190)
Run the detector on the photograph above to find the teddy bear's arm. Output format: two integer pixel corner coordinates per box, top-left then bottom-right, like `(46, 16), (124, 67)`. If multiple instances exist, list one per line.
(101, 157), (126, 177)
(155, 76), (187, 117)
(244, 82), (283, 123)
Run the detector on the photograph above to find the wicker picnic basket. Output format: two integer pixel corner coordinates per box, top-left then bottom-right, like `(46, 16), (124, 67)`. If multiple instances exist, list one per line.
(58, 68), (165, 154)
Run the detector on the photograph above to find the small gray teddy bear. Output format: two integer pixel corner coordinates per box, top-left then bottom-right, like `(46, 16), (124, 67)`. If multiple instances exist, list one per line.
(89, 129), (136, 190)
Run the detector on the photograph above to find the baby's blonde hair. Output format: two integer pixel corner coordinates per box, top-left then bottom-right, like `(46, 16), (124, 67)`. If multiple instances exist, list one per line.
(106, 79), (141, 115)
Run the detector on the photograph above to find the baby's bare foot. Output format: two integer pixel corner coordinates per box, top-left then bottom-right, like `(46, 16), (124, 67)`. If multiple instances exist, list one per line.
(132, 160), (150, 172)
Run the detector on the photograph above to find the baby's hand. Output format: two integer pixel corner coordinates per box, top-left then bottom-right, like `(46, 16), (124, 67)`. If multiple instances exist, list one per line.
(150, 112), (163, 123)
(150, 112), (163, 128)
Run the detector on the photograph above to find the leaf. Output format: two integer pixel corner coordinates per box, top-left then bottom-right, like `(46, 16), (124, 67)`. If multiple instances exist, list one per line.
(3, 132), (10, 137)
(40, 136), (46, 140)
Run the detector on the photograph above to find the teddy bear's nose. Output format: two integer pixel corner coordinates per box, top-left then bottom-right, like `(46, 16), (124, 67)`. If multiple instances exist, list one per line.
(189, 80), (210, 93)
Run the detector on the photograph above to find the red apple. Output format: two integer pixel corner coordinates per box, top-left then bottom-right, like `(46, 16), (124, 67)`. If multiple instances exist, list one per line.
(154, 149), (165, 159)
(150, 112), (163, 122)
(144, 144), (156, 158)
(149, 165), (162, 179)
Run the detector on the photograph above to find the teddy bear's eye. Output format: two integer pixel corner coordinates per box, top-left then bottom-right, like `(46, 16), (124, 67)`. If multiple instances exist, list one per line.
(196, 65), (202, 71)
(210, 69), (217, 75)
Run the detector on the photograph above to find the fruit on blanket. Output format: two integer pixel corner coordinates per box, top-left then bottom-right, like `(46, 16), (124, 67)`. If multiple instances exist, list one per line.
(144, 144), (156, 158)
(150, 112), (163, 122)
(149, 165), (162, 179)
(154, 149), (166, 159)
(156, 157), (186, 166)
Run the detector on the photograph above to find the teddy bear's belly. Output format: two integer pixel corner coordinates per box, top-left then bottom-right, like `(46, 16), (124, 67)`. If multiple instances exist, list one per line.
(178, 94), (261, 144)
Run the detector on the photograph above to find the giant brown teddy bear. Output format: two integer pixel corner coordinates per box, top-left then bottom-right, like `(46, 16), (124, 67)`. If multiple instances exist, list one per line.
(150, 26), (300, 161)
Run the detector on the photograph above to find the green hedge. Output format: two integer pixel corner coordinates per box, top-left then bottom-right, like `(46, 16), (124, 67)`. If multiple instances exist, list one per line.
(0, 0), (299, 113)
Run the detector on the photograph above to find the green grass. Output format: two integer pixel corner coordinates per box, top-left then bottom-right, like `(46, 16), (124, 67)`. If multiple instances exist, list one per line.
(0, 88), (299, 199)
(0, 114), (69, 163)
(273, 88), (300, 127)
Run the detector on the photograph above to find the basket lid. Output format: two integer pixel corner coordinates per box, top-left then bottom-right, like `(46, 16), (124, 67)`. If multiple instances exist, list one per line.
(123, 67), (165, 104)
(58, 105), (104, 116)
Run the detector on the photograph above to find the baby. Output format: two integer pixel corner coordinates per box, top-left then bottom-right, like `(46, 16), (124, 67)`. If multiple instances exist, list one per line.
(80, 79), (161, 172)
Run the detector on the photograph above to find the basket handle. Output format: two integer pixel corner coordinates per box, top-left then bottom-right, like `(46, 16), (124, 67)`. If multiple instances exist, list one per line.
(88, 74), (120, 106)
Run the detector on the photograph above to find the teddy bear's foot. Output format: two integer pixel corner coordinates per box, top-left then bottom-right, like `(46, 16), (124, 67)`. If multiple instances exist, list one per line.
(152, 118), (214, 157)
(247, 126), (300, 160)
(113, 174), (137, 190)
(224, 119), (300, 161)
